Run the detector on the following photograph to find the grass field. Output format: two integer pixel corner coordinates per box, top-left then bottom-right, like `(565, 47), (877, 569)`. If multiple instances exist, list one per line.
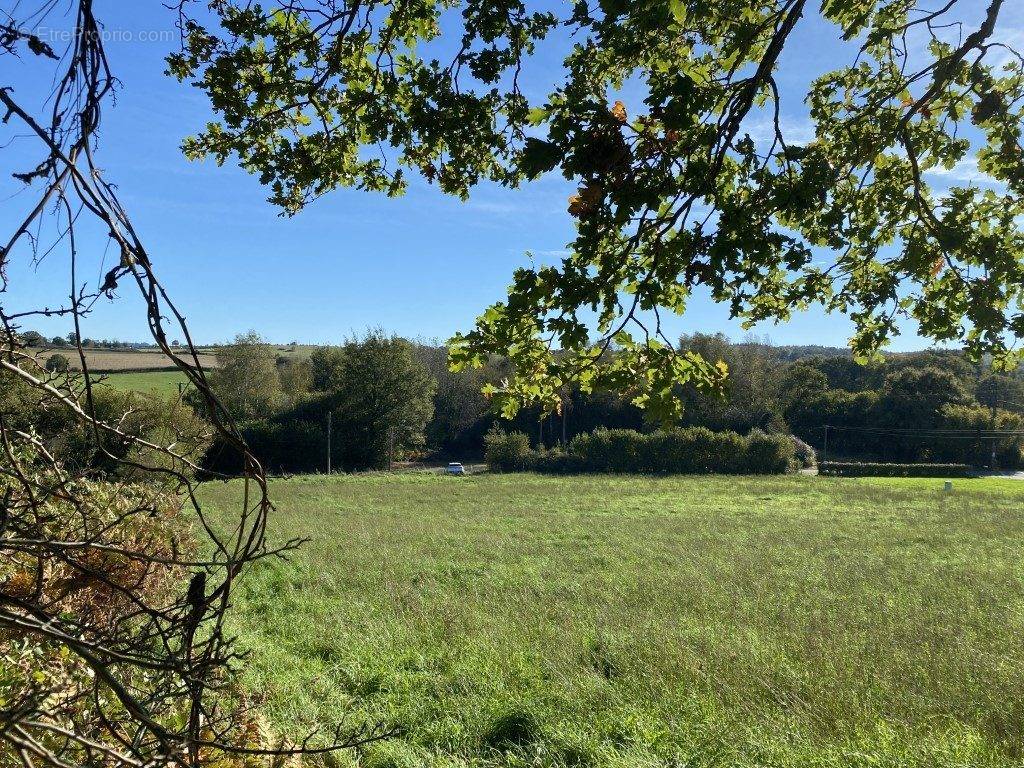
(99, 370), (192, 395)
(28, 347), (218, 371)
(198, 473), (1024, 767)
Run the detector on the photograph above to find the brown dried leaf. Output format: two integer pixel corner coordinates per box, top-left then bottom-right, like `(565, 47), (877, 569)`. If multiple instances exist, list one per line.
(611, 100), (628, 123)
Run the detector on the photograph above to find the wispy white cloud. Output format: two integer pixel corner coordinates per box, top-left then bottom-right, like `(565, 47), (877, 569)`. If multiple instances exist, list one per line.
(899, 3), (1024, 72)
(743, 114), (816, 146)
(924, 156), (999, 185)
(987, 26), (1024, 70)
(466, 200), (523, 215)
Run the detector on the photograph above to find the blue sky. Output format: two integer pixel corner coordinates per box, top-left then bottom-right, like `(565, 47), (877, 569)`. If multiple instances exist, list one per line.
(1, 0), (1018, 348)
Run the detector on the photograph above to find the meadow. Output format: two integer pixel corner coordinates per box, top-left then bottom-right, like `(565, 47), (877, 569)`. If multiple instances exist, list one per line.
(100, 370), (192, 395)
(28, 346), (218, 371)
(198, 473), (1024, 768)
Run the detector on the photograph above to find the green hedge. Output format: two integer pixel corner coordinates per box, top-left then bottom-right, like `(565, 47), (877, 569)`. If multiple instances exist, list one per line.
(486, 427), (795, 475)
(819, 461), (972, 478)
(482, 429), (532, 471)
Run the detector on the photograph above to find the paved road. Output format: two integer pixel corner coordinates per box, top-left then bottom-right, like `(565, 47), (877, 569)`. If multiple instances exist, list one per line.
(393, 462), (488, 475)
(972, 470), (1024, 480)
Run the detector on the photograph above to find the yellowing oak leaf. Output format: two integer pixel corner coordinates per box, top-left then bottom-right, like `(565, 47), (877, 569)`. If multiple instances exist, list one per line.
(568, 183), (604, 217)
(611, 100), (628, 123)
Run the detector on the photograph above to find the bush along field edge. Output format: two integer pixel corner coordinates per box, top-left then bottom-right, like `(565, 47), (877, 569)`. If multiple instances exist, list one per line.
(484, 426), (805, 475)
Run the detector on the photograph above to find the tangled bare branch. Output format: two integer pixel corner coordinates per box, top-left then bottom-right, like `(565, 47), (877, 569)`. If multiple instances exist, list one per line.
(0, 2), (391, 765)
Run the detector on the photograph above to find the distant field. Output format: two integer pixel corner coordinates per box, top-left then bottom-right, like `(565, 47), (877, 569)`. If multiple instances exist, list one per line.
(204, 343), (320, 360)
(199, 473), (1024, 768)
(29, 347), (218, 371)
(100, 370), (192, 396)
(30, 343), (318, 371)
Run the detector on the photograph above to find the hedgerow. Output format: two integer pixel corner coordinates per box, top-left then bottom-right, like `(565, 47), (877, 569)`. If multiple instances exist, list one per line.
(818, 461), (972, 478)
(486, 427), (795, 475)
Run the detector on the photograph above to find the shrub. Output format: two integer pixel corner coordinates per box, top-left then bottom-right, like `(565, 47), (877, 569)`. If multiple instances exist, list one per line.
(45, 353), (71, 373)
(23, 386), (210, 480)
(705, 428), (748, 473)
(484, 428), (533, 471)
(587, 428), (644, 472)
(1, 442), (201, 767)
(572, 427), (793, 475)
(744, 429), (797, 474)
(789, 435), (817, 468)
(819, 461), (971, 478)
(647, 426), (717, 473)
(247, 419), (327, 474)
(530, 447), (587, 474)
(485, 427), (796, 475)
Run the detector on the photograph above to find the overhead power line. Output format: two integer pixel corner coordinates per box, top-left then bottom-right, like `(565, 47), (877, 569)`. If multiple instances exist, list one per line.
(823, 424), (1024, 438)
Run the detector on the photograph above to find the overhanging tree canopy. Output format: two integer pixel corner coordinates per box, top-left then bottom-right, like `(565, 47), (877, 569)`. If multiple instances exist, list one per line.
(172, 0), (1024, 419)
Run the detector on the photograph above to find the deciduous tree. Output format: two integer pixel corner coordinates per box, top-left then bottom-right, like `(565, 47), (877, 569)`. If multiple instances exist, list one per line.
(206, 331), (283, 420)
(331, 334), (436, 469)
(169, 0), (1024, 421)
(44, 353), (70, 373)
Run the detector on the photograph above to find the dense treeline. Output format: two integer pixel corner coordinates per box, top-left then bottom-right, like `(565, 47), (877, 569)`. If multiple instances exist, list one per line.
(194, 331), (435, 473)
(17, 328), (1020, 474)
(18, 330), (168, 349)
(177, 330), (1024, 474)
(671, 334), (1024, 468)
(782, 356), (1024, 467)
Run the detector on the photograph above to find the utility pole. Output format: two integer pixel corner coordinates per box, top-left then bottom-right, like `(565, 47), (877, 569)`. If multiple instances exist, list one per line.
(387, 426), (394, 472)
(326, 411), (332, 475)
(822, 424), (829, 464)
(991, 384), (999, 470)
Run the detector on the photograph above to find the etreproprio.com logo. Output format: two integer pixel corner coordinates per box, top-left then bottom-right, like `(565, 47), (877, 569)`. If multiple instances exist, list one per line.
(32, 27), (177, 45)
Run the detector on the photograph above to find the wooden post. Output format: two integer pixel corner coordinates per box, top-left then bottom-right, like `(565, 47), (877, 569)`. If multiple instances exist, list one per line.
(991, 387), (998, 470)
(326, 411), (332, 475)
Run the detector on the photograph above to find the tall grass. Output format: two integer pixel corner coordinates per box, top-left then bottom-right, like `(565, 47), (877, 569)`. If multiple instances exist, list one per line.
(198, 473), (1024, 767)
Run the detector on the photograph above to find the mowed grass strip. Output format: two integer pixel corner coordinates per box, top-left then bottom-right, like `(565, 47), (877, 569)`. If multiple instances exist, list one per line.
(198, 473), (1024, 767)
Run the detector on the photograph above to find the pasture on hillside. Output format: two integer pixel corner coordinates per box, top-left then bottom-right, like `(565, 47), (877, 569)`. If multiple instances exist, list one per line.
(199, 474), (1024, 768)
(101, 370), (192, 395)
(28, 347), (218, 371)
